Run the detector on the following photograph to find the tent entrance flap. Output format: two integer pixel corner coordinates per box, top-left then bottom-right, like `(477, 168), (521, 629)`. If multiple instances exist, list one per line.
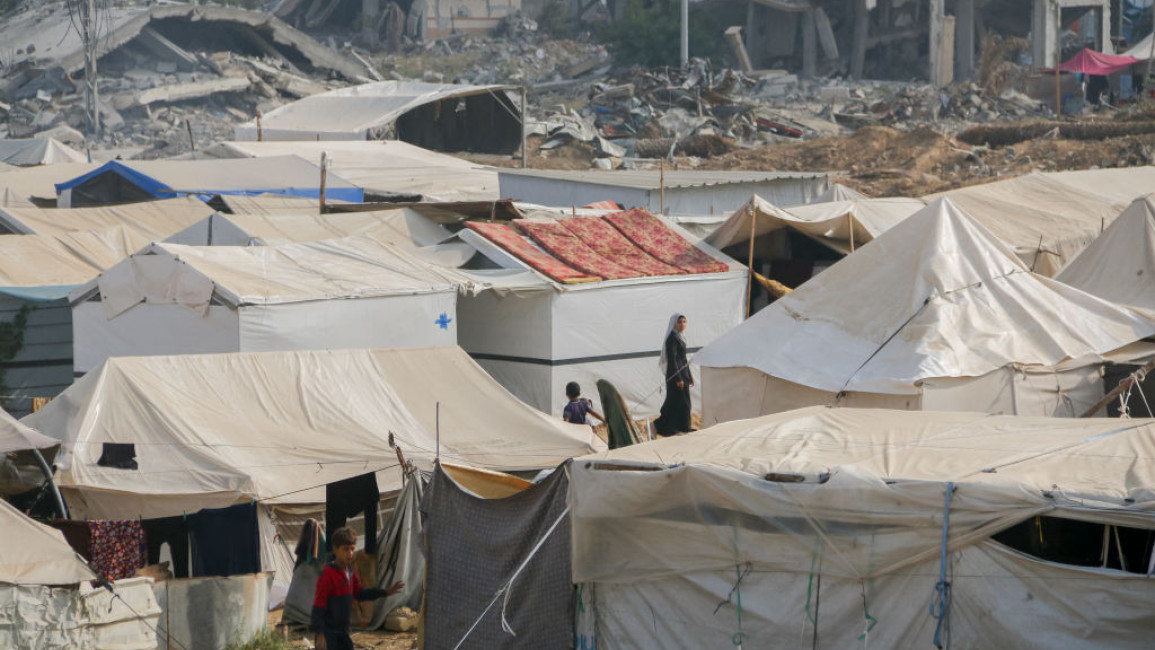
(395, 92), (521, 155)
(67, 170), (157, 207)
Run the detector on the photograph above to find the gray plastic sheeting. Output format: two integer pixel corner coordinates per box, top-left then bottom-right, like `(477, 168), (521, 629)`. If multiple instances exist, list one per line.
(153, 572), (274, 650)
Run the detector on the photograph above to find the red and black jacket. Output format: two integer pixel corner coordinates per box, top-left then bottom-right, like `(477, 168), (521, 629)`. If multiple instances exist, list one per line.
(310, 562), (388, 634)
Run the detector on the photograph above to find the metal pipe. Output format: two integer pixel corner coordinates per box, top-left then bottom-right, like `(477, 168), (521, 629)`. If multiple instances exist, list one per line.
(680, 0), (689, 66)
(520, 86), (528, 169)
(30, 447), (68, 520)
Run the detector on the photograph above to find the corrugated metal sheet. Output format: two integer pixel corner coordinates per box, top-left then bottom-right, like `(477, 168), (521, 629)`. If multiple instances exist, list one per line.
(496, 168), (830, 190)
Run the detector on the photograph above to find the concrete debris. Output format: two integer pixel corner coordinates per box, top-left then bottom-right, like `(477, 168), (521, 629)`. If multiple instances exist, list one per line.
(0, 0), (364, 155)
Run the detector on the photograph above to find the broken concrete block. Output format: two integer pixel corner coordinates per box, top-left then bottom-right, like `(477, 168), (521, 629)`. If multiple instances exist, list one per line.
(32, 109), (58, 128)
(818, 86), (850, 102)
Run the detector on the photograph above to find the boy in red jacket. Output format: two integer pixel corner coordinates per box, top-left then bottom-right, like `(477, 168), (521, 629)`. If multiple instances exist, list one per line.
(312, 527), (404, 650)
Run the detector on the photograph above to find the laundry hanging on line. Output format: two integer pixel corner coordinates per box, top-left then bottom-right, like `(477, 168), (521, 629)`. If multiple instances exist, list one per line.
(326, 472), (380, 554)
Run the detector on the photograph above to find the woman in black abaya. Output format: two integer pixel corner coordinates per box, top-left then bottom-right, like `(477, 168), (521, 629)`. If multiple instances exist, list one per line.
(654, 313), (693, 436)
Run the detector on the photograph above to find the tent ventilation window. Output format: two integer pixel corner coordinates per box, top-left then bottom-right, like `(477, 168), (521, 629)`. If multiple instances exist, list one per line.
(97, 443), (138, 470)
(992, 516), (1155, 575)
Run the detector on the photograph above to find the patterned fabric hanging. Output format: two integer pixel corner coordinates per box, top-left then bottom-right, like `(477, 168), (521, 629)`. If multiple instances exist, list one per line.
(88, 520), (146, 581)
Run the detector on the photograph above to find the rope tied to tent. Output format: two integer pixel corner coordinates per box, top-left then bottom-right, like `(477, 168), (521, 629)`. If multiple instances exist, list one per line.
(451, 505), (570, 650)
(711, 562), (752, 647)
(857, 579), (878, 644)
(1117, 367), (1152, 419)
(930, 482), (956, 649)
(713, 524), (751, 647)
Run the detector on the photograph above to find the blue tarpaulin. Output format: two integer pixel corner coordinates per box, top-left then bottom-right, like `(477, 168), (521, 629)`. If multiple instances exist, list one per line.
(55, 156), (364, 203)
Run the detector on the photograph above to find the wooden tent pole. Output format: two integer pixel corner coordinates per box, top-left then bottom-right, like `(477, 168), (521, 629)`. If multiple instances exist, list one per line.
(745, 205), (756, 318)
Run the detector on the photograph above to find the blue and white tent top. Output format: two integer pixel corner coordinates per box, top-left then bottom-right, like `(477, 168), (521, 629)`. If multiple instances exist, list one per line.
(54, 155), (363, 205)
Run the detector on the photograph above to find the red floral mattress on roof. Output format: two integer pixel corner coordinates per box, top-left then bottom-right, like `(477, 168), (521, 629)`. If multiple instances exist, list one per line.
(603, 208), (730, 274)
(515, 219), (635, 280)
(464, 221), (600, 284)
(561, 216), (684, 277)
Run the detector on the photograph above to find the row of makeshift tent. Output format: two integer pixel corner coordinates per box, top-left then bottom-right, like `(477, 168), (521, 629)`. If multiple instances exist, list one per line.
(4, 131), (1155, 648)
(696, 197), (1155, 425)
(10, 372), (1155, 647)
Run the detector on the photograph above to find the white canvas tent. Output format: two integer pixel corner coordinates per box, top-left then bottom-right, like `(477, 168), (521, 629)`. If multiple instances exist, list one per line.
(707, 195), (926, 255)
(810, 182), (867, 203)
(572, 406), (1155, 649)
(0, 226), (151, 288)
(22, 346), (600, 586)
(452, 220), (747, 418)
(0, 163), (99, 208)
(69, 237), (460, 374)
(695, 198), (1155, 425)
(925, 172), (1128, 276)
(1056, 195), (1155, 314)
(1046, 166), (1155, 205)
(0, 497), (94, 585)
(204, 140), (500, 203)
(0, 226), (154, 415)
(233, 81), (521, 154)
(166, 209), (456, 252)
(0, 196), (214, 237)
(0, 138), (87, 167)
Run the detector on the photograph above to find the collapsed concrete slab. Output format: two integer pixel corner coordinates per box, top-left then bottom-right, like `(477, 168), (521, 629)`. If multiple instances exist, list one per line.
(0, 3), (364, 100)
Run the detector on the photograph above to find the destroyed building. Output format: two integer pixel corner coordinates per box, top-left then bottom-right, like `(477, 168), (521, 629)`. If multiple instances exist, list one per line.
(738, 0), (1121, 84)
(0, 3), (369, 148)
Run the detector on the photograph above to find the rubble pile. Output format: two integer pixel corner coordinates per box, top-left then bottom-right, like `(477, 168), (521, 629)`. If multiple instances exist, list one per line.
(0, 1), (363, 156)
(515, 58), (1054, 170)
(370, 13), (609, 87)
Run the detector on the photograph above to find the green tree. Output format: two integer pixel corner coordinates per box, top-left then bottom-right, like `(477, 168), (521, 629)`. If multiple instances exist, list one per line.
(0, 305), (30, 411)
(596, 0), (725, 68)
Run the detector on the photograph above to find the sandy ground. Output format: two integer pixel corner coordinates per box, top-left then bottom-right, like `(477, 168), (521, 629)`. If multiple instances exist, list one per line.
(465, 120), (1155, 199)
(266, 610), (417, 649)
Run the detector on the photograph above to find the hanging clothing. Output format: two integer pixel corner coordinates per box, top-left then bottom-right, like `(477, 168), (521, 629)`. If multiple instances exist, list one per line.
(48, 520), (93, 561)
(187, 502), (261, 577)
(141, 515), (190, 578)
(654, 329), (693, 436)
(88, 520), (146, 581)
(326, 473), (380, 554)
(295, 518), (325, 568)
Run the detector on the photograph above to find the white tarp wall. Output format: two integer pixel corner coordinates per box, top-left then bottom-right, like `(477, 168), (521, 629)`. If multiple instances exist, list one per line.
(572, 407), (1155, 649)
(0, 578), (161, 650)
(73, 295), (456, 375)
(459, 272), (746, 418)
(153, 573), (274, 650)
(701, 364), (1105, 426)
(70, 239), (460, 374)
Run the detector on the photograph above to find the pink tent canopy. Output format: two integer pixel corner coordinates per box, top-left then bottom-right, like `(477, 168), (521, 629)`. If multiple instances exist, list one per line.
(1057, 48), (1141, 75)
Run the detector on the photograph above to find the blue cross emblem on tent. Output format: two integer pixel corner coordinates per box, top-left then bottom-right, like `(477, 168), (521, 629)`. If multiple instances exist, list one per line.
(435, 313), (453, 330)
